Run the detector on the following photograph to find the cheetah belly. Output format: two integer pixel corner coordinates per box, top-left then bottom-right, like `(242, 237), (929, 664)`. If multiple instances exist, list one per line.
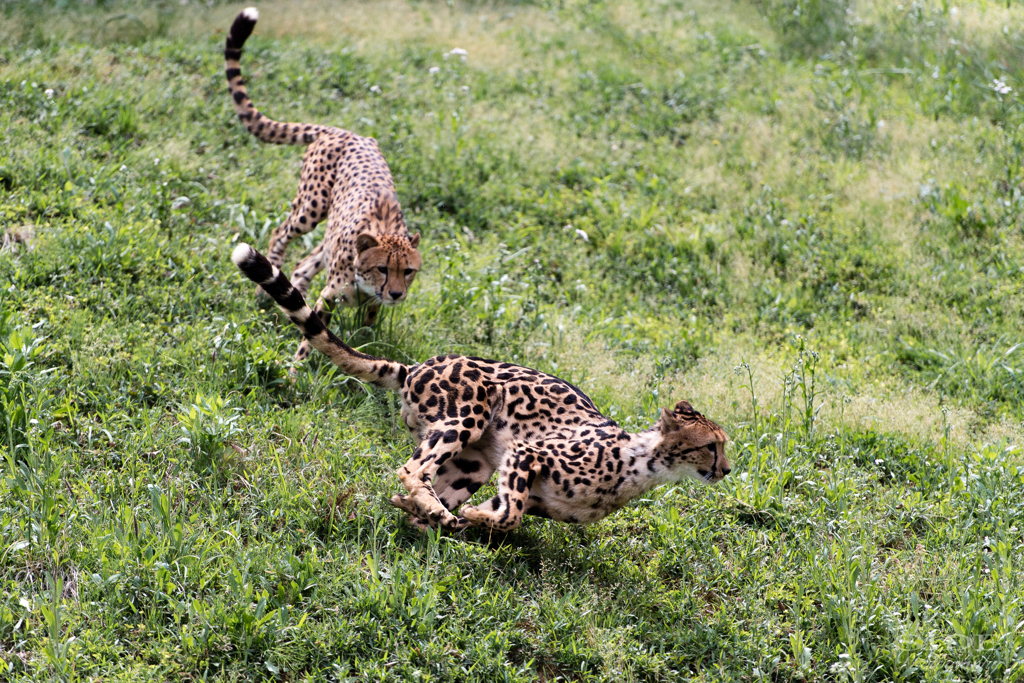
(457, 429), (506, 469)
(522, 442), (624, 525)
(528, 478), (620, 524)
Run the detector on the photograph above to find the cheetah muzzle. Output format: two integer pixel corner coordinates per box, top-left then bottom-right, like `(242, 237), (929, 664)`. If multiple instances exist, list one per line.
(224, 8), (421, 366)
(233, 244), (732, 533)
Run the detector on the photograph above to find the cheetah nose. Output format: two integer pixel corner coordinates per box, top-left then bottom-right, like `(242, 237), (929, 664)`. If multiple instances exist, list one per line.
(389, 291), (403, 300)
(721, 467), (731, 476)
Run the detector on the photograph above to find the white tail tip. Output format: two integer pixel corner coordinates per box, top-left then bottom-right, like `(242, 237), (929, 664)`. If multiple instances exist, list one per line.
(242, 7), (259, 21)
(232, 243), (254, 267)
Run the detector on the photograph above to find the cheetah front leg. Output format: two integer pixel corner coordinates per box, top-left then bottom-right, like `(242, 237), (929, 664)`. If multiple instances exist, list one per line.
(264, 207), (319, 265)
(362, 303), (381, 327)
(290, 242), (327, 298)
(391, 430), (485, 530)
(265, 151), (330, 270)
(460, 446), (538, 532)
(257, 189), (326, 297)
(293, 284), (339, 366)
(430, 448), (496, 512)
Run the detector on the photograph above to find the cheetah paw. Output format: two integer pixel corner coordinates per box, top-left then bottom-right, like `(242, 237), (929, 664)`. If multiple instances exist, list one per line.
(389, 493), (419, 517)
(405, 514), (433, 533)
(459, 505), (486, 525)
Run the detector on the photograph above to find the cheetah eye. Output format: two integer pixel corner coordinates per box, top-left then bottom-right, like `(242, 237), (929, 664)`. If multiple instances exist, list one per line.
(404, 268), (415, 276)
(377, 266), (388, 274)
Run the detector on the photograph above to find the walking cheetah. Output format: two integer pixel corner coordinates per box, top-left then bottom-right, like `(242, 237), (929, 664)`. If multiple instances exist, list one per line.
(224, 8), (421, 364)
(232, 244), (732, 532)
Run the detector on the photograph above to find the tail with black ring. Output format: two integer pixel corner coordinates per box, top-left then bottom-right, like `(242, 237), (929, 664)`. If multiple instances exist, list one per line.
(224, 8), (328, 145)
(231, 243), (408, 390)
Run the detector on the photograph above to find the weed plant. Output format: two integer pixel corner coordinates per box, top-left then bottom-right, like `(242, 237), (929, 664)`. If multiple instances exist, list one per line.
(0, 0), (1023, 680)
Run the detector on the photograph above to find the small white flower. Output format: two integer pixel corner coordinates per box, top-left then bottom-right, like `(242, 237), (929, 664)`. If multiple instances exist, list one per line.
(29, 419), (39, 425)
(740, 472), (749, 482)
(369, 85), (382, 94)
(461, 86), (469, 93)
(444, 48), (468, 62)
(428, 66), (440, 75)
(877, 119), (886, 129)
(575, 283), (587, 292)
(949, 6), (958, 15)
(574, 228), (589, 242)
(119, 165), (127, 172)
(993, 78), (1012, 95)
(875, 458), (885, 465)
(153, 157), (160, 165)
(44, 88), (54, 98)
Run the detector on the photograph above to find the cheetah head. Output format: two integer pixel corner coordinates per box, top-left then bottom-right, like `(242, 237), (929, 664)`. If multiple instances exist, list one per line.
(353, 232), (422, 305)
(656, 400), (731, 484)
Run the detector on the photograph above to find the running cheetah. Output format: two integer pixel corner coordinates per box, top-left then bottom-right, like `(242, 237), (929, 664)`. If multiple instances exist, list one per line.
(233, 244), (731, 532)
(224, 8), (421, 364)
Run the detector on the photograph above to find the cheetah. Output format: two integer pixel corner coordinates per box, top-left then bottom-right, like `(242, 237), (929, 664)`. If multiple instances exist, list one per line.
(224, 8), (421, 364)
(233, 243), (732, 532)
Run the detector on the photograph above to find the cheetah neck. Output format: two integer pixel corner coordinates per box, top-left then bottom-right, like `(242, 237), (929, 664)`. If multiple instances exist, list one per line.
(611, 429), (692, 500)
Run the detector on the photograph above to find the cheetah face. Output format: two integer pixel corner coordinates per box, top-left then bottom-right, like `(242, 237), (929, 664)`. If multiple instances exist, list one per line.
(354, 232), (422, 305)
(657, 400), (731, 484)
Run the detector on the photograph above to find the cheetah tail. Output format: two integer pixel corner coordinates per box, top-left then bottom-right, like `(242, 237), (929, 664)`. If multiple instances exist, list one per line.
(224, 8), (326, 146)
(231, 243), (409, 391)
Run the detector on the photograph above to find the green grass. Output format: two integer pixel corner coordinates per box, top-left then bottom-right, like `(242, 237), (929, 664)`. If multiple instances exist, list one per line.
(1, 0), (1024, 679)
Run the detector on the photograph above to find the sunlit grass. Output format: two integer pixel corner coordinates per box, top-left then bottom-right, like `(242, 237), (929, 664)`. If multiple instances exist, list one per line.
(1, 0), (1024, 679)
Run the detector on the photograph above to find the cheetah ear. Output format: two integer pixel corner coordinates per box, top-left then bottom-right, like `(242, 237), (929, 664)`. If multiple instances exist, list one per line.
(660, 408), (682, 433)
(674, 400), (698, 415)
(408, 232), (421, 248)
(356, 233), (379, 253)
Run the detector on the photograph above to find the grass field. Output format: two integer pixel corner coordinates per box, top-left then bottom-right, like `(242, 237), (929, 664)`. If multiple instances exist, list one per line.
(2, 0), (1024, 679)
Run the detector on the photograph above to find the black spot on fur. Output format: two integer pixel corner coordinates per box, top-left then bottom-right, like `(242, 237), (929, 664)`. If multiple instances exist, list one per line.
(454, 459), (482, 474)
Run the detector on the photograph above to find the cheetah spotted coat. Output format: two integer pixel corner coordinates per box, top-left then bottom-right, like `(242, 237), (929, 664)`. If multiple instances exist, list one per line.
(233, 244), (732, 532)
(225, 8), (421, 364)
